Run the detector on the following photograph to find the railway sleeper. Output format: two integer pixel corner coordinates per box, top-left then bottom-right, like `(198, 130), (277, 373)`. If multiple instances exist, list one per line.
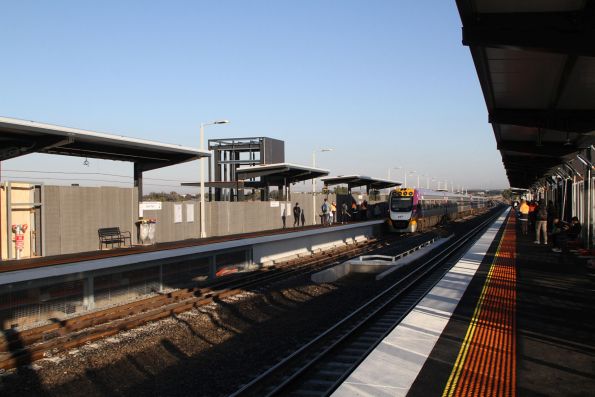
(0, 236), (386, 366)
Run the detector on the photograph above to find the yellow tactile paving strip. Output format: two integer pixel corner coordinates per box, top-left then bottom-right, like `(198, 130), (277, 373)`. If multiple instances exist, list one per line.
(443, 212), (516, 397)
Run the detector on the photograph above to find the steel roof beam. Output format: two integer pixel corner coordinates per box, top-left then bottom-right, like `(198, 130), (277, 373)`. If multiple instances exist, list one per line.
(497, 141), (580, 157)
(489, 109), (595, 133)
(0, 135), (73, 161)
(462, 9), (595, 57)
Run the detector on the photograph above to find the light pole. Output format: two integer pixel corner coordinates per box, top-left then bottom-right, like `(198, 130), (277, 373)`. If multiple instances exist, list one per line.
(312, 148), (333, 224)
(388, 166), (401, 193)
(407, 170), (416, 188)
(422, 174), (430, 189)
(433, 176), (447, 190)
(200, 120), (229, 238)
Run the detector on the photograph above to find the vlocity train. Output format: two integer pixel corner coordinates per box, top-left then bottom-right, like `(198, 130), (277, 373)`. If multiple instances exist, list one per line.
(387, 187), (488, 232)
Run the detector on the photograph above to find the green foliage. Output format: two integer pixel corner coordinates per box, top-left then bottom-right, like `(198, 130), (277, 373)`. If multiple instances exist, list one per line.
(142, 191), (195, 202)
(333, 186), (348, 194)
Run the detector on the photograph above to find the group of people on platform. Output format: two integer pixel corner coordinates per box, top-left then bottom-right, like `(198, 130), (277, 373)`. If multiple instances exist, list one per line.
(291, 202), (306, 227)
(515, 199), (582, 253)
(320, 198), (370, 226)
(285, 198), (373, 229)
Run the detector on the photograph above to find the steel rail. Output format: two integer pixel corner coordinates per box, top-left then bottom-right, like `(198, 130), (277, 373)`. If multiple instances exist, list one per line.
(0, 233), (432, 370)
(229, 206), (506, 396)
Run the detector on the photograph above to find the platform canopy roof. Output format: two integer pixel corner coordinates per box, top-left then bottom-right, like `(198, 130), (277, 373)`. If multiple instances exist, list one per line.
(457, 0), (595, 188)
(235, 163), (329, 186)
(0, 116), (209, 172)
(321, 175), (401, 190)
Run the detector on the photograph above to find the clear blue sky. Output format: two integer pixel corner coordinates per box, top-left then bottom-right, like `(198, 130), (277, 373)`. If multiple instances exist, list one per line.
(0, 1), (508, 192)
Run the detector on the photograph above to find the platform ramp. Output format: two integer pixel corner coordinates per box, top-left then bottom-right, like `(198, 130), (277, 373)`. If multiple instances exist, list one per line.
(311, 236), (451, 283)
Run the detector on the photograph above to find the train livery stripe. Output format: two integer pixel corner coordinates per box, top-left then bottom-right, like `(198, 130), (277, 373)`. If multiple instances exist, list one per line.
(442, 212), (516, 397)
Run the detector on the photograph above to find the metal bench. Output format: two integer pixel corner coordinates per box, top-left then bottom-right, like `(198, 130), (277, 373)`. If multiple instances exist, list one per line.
(98, 227), (131, 249)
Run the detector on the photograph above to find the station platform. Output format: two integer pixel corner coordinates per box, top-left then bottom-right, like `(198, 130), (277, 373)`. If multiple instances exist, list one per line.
(0, 220), (382, 274)
(0, 220), (382, 330)
(334, 209), (595, 396)
(0, 220), (383, 285)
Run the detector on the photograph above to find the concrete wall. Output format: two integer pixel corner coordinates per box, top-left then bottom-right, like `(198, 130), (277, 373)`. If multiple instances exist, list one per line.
(142, 201), (200, 243)
(6, 185), (385, 258)
(142, 194), (336, 242)
(43, 186), (138, 256)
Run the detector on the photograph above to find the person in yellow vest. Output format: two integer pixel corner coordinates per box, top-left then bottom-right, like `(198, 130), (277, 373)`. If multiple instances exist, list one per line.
(519, 199), (529, 235)
(330, 201), (337, 225)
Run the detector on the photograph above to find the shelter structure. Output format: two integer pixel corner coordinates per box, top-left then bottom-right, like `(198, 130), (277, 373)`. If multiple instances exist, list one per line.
(235, 163), (329, 201)
(0, 116), (209, 202)
(0, 116), (210, 259)
(457, 0), (595, 246)
(207, 137), (284, 201)
(321, 175), (401, 194)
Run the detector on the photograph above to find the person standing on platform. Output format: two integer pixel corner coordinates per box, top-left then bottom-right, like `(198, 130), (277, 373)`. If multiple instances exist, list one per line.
(300, 208), (305, 227)
(519, 199), (529, 235)
(330, 201), (337, 225)
(281, 206), (287, 229)
(341, 202), (349, 223)
(528, 200), (537, 231)
(293, 202), (301, 227)
(361, 200), (368, 221)
(321, 198), (330, 226)
(535, 200), (548, 244)
(351, 200), (358, 221)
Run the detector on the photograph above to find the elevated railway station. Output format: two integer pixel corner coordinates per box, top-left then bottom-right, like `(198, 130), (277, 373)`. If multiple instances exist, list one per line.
(326, 1), (595, 395)
(1, 1), (594, 396)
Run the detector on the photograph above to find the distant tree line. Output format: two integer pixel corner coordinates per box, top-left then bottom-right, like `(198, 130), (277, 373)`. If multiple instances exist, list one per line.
(142, 191), (197, 202)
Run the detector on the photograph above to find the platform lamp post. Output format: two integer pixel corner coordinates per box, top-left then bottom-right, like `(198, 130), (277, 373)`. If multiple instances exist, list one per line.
(200, 120), (229, 238)
(312, 148), (333, 225)
(407, 171), (416, 188)
(433, 176), (446, 190)
(422, 174), (430, 189)
(388, 167), (402, 193)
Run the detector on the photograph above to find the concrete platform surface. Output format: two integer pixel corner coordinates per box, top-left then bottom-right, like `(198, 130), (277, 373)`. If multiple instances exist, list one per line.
(332, 212), (507, 396)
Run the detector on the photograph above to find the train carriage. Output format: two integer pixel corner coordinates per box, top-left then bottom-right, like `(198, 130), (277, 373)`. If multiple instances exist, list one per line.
(387, 187), (486, 232)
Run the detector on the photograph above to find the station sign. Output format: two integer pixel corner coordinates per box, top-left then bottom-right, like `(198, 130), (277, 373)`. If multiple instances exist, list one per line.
(139, 201), (162, 216)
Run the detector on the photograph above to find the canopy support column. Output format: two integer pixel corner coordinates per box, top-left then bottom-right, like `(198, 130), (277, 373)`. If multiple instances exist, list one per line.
(585, 149), (592, 249)
(134, 163), (143, 205)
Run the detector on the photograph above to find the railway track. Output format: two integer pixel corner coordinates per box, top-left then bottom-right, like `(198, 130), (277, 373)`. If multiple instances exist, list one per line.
(230, 207), (505, 396)
(0, 231), (436, 371)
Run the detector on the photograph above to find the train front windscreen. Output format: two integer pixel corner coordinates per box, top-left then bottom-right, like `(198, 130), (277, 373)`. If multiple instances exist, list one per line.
(390, 195), (413, 212)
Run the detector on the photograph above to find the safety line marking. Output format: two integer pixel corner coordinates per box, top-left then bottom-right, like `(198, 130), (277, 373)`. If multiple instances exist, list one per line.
(442, 212), (516, 397)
